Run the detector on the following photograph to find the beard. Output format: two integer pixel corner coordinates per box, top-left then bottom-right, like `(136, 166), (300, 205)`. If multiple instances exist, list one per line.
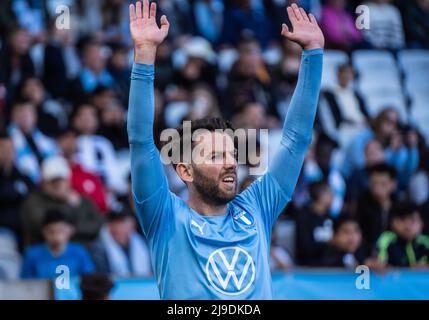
(192, 165), (237, 207)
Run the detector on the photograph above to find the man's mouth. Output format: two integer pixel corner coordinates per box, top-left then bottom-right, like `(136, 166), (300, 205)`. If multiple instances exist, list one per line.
(221, 175), (236, 186)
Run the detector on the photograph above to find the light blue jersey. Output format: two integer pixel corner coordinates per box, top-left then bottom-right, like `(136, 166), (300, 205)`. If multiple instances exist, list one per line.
(127, 49), (323, 299)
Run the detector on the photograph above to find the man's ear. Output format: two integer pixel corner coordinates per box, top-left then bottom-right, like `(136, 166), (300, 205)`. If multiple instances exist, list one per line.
(176, 163), (193, 183)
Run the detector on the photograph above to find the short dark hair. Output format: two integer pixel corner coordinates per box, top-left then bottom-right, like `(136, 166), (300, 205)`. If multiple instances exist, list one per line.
(80, 273), (114, 300)
(42, 209), (72, 227)
(337, 63), (353, 74)
(57, 126), (78, 139)
(0, 130), (11, 140)
(333, 214), (360, 234)
(11, 98), (34, 111)
(106, 207), (134, 222)
(168, 117), (235, 169)
(390, 201), (420, 220)
(308, 180), (330, 201)
(366, 163), (397, 180)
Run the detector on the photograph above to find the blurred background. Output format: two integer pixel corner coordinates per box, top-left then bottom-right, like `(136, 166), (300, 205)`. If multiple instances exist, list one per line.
(0, 0), (429, 299)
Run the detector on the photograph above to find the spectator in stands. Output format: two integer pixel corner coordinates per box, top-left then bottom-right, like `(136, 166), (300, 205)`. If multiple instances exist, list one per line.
(90, 86), (117, 114)
(296, 181), (334, 266)
(21, 209), (95, 279)
(43, 21), (81, 99)
(362, 0), (405, 50)
(355, 163), (397, 256)
(107, 43), (131, 104)
(321, 215), (365, 268)
(193, 0), (224, 45)
(18, 77), (69, 138)
(69, 41), (114, 102)
(21, 156), (103, 246)
(89, 208), (152, 277)
(408, 148), (429, 235)
(346, 139), (385, 202)
(188, 83), (221, 122)
(231, 101), (267, 130)
(97, 99), (129, 151)
(172, 37), (217, 92)
(402, 0), (429, 48)
(220, 0), (274, 48)
(0, 132), (33, 239)
(157, 0), (194, 41)
(100, 0), (131, 45)
(342, 108), (419, 184)
(226, 34), (277, 119)
(57, 128), (109, 214)
(270, 39), (301, 122)
(303, 133), (345, 217)
(153, 40), (174, 91)
(7, 100), (58, 183)
(318, 64), (368, 144)
(320, 0), (363, 51)
(72, 103), (123, 194)
(376, 202), (429, 267)
(0, 28), (34, 100)
(80, 272), (114, 300)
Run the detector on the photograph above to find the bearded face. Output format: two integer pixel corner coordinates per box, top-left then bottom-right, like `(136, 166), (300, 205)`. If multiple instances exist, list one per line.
(188, 131), (238, 206)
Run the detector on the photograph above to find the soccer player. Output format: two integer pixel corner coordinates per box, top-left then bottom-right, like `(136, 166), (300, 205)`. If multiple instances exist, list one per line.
(128, 0), (324, 299)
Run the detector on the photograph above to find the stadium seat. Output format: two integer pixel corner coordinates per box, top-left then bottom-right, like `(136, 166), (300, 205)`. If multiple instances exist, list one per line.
(361, 87), (408, 121)
(356, 68), (402, 92)
(352, 50), (397, 73)
(404, 72), (429, 96)
(398, 49), (429, 75)
(321, 50), (349, 90)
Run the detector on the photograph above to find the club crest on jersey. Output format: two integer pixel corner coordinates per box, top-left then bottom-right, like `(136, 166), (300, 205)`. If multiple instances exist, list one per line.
(233, 211), (254, 226)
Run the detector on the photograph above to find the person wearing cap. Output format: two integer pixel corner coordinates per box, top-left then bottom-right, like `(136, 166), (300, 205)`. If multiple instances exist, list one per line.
(89, 208), (152, 277)
(21, 156), (104, 247)
(21, 209), (95, 279)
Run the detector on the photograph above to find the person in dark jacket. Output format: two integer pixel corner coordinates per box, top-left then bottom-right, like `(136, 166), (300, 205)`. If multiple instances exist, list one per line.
(355, 163), (397, 256)
(0, 132), (34, 240)
(296, 181), (334, 266)
(0, 28), (34, 105)
(322, 214), (366, 269)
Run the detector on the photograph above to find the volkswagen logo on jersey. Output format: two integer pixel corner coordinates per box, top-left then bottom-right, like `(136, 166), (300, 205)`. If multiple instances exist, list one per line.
(205, 246), (256, 296)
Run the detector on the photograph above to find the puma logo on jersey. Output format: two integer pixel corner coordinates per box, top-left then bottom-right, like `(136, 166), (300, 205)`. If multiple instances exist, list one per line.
(191, 220), (206, 235)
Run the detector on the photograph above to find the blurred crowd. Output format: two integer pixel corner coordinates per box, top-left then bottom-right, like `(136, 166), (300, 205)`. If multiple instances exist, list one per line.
(1, 0), (429, 281)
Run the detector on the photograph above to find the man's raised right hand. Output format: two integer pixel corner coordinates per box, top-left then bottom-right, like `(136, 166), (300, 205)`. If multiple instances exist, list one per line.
(129, 0), (170, 64)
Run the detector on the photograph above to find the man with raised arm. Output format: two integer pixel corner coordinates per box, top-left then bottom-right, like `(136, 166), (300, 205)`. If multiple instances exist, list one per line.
(128, 0), (324, 299)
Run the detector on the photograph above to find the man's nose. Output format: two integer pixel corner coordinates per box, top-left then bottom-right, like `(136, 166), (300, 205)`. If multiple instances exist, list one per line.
(224, 153), (237, 169)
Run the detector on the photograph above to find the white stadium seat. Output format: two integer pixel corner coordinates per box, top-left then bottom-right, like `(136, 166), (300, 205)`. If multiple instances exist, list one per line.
(398, 49), (429, 75)
(352, 50), (397, 75)
(356, 68), (402, 92)
(361, 87), (408, 121)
